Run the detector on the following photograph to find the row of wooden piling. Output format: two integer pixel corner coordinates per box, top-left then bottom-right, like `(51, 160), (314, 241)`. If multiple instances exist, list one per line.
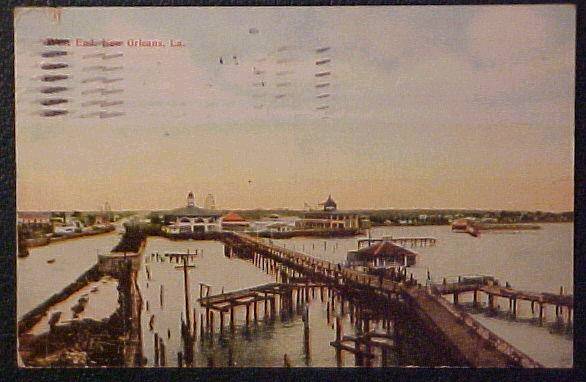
(235, 241), (404, 367)
(449, 288), (573, 330)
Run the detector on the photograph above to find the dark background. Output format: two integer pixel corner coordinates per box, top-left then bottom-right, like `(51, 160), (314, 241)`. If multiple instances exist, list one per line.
(0, 1), (582, 381)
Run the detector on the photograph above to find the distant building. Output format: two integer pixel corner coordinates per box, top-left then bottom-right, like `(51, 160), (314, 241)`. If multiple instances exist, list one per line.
(187, 191), (196, 207)
(161, 192), (221, 234)
(319, 194), (337, 211)
(54, 219), (84, 235)
(295, 195), (368, 230)
(17, 212), (51, 225)
(250, 216), (299, 233)
(94, 212), (111, 225)
(266, 222), (294, 233)
(204, 194), (216, 210)
(221, 212), (250, 231)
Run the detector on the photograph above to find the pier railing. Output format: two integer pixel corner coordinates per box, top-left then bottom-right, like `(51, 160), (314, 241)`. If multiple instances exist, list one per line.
(426, 287), (543, 368)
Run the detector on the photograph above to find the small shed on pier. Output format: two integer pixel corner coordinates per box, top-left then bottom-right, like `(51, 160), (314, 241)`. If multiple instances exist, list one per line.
(347, 239), (417, 267)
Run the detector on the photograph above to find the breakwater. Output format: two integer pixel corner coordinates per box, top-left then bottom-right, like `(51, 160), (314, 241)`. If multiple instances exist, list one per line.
(18, 227), (145, 367)
(18, 263), (102, 334)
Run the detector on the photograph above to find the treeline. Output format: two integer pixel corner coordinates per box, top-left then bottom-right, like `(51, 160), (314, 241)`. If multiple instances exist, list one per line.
(111, 223), (147, 253)
(204, 209), (574, 225)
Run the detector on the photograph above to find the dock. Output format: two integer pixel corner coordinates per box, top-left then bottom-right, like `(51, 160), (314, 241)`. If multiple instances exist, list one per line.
(197, 282), (327, 334)
(218, 231), (544, 367)
(431, 277), (573, 325)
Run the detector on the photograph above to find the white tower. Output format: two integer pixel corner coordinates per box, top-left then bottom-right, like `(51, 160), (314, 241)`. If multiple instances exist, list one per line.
(187, 191), (195, 207)
(204, 194), (216, 210)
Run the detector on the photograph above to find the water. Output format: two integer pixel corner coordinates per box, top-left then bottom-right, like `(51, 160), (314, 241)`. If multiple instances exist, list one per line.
(18, 223), (573, 367)
(17, 232), (121, 319)
(28, 276), (119, 336)
(270, 223), (573, 367)
(138, 238), (454, 367)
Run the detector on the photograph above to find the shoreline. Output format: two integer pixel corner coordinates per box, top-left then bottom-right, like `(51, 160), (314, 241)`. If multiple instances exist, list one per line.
(22, 225), (116, 250)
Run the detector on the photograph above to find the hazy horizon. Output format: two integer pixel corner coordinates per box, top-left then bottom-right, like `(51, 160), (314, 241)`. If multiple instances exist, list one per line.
(15, 6), (575, 212)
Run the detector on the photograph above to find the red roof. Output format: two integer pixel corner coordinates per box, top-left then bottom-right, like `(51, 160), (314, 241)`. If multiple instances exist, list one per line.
(222, 212), (247, 222)
(356, 241), (416, 258)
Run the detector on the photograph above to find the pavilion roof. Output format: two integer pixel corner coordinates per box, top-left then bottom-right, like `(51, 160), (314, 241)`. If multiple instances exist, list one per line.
(355, 240), (417, 258)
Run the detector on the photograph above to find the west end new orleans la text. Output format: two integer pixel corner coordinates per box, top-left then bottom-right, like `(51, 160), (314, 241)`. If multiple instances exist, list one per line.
(72, 38), (185, 47)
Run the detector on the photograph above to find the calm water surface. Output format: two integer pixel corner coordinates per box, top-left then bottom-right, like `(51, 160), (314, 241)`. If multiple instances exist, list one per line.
(138, 238), (450, 367)
(18, 223), (573, 367)
(271, 223), (573, 367)
(17, 232), (121, 319)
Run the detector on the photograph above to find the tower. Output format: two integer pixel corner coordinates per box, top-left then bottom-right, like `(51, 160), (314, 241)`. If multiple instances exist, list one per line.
(204, 194), (216, 210)
(187, 191), (195, 208)
(322, 194), (337, 211)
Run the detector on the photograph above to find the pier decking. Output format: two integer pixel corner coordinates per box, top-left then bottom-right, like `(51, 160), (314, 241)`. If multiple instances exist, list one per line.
(431, 278), (573, 325)
(218, 231), (543, 367)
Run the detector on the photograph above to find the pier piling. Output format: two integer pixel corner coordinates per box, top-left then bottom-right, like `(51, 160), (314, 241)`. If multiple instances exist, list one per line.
(154, 333), (159, 366)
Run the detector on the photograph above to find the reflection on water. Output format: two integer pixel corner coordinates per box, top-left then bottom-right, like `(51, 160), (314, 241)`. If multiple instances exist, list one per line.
(17, 232), (121, 319)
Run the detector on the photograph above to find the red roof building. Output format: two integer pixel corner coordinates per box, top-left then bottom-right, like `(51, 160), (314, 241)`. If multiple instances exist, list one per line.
(221, 212), (250, 231)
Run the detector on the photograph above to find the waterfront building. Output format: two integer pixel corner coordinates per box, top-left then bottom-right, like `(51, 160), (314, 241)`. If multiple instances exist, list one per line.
(266, 222), (295, 233)
(221, 212), (250, 231)
(17, 212), (51, 225)
(347, 239), (417, 268)
(53, 219), (84, 235)
(93, 212), (111, 225)
(249, 216), (299, 233)
(161, 192), (221, 234)
(295, 194), (368, 230)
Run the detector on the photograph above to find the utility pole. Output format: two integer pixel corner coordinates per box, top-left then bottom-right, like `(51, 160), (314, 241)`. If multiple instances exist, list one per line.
(165, 250), (197, 332)
(165, 250), (198, 366)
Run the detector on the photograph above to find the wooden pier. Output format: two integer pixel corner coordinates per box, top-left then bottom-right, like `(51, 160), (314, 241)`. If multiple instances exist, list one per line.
(431, 277), (573, 327)
(218, 231), (544, 367)
(197, 282), (327, 334)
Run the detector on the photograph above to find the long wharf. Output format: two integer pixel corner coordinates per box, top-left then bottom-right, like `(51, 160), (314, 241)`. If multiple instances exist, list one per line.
(218, 231), (543, 367)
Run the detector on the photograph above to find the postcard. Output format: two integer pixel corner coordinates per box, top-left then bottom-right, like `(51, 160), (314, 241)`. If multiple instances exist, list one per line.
(14, 5), (574, 368)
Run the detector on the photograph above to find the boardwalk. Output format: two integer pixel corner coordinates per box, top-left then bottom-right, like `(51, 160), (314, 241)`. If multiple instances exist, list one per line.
(219, 232), (543, 367)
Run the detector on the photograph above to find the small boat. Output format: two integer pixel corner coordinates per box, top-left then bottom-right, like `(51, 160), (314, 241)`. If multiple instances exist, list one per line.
(90, 286), (99, 293)
(48, 311), (62, 327)
(47, 258), (56, 264)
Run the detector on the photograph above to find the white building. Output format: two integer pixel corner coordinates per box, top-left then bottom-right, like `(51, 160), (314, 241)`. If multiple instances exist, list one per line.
(161, 192), (221, 234)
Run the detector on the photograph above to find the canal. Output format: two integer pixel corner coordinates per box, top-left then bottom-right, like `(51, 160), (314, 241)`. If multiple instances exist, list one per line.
(17, 231), (121, 319)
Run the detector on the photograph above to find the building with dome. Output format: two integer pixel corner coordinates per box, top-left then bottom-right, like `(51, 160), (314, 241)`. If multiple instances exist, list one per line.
(161, 192), (221, 235)
(295, 194), (369, 230)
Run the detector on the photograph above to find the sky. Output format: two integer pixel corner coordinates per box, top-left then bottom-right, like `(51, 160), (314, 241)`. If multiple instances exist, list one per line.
(15, 5), (575, 211)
